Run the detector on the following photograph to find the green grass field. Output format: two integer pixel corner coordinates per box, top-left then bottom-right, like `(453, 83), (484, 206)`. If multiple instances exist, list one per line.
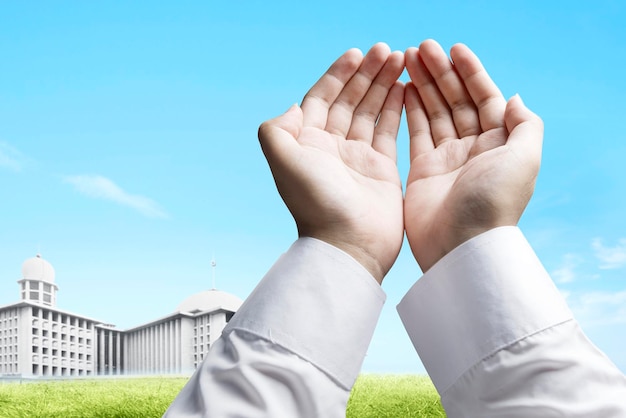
(0, 374), (445, 417)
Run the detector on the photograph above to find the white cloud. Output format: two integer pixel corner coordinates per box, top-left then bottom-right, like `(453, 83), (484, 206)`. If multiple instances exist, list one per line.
(592, 238), (626, 270)
(64, 175), (168, 219)
(552, 253), (582, 284)
(0, 141), (23, 172)
(568, 290), (626, 327)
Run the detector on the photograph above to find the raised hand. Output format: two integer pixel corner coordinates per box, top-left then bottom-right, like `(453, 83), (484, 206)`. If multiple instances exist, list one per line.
(258, 43), (405, 283)
(403, 40), (544, 272)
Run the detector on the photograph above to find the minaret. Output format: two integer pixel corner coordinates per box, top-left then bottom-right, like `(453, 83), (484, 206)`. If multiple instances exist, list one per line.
(17, 254), (58, 307)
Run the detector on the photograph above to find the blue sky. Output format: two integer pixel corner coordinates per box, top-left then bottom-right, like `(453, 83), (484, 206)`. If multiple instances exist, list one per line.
(1, 1), (625, 374)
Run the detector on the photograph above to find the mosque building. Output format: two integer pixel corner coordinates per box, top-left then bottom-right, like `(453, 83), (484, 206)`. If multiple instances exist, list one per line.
(0, 254), (242, 378)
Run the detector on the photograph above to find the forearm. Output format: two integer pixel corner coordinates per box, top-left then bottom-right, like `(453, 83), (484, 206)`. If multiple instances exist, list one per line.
(398, 227), (626, 417)
(443, 320), (626, 417)
(165, 238), (385, 417)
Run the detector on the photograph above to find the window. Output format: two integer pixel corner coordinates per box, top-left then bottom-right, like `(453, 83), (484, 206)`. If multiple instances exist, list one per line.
(43, 294), (52, 303)
(43, 283), (52, 293)
(30, 282), (38, 290)
(29, 291), (39, 301)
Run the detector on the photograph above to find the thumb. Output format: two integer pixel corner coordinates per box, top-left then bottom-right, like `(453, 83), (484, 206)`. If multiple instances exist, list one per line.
(504, 94), (544, 165)
(258, 104), (304, 172)
(258, 104), (303, 147)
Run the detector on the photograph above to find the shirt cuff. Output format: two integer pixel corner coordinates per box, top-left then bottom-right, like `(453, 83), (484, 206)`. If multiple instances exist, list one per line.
(397, 226), (573, 394)
(224, 237), (386, 390)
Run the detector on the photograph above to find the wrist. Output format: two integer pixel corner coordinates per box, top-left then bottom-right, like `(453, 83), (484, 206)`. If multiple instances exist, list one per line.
(416, 225), (514, 272)
(333, 242), (387, 285)
(300, 233), (389, 284)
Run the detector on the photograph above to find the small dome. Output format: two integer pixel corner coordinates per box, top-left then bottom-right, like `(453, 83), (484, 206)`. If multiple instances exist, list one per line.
(22, 254), (56, 283)
(176, 289), (242, 314)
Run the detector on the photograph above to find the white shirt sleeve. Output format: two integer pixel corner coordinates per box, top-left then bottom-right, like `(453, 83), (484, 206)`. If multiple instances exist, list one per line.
(397, 226), (626, 417)
(163, 237), (385, 418)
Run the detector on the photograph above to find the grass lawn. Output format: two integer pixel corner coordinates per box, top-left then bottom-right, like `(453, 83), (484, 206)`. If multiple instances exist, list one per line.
(0, 374), (444, 417)
(347, 375), (445, 417)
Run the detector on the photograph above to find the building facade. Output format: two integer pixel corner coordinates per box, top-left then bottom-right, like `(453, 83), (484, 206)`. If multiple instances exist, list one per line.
(0, 254), (242, 378)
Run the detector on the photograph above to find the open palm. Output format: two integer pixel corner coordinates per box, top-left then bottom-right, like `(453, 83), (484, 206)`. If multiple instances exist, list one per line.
(259, 44), (405, 282)
(403, 40), (544, 272)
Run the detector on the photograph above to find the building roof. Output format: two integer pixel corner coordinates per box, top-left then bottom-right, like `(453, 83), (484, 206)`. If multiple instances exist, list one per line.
(176, 289), (242, 314)
(0, 300), (114, 326)
(21, 254), (55, 283)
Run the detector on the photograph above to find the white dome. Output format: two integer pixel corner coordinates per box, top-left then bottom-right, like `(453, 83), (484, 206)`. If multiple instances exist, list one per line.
(176, 289), (242, 314)
(22, 254), (56, 283)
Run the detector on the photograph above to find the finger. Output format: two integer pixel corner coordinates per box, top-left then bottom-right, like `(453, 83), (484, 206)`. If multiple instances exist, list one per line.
(404, 82), (434, 160)
(450, 43), (507, 132)
(417, 39), (481, 138)
(504, 94), (544, 166)
(372, 80), (404, 161)
(258, 104), (304, 156)
(300, 48), (364, 129)
(325, 43), (391, 138)
(347, 50), (405, 143)
(405, 46), (457, 145)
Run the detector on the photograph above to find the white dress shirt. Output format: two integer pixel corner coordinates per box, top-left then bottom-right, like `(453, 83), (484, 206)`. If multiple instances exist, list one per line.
(164, 227), (626, 417)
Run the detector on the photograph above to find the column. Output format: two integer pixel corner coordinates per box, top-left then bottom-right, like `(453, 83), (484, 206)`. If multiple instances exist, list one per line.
(116, 331), (121, 375)
(98, 329), (104, 375)
(174, 319), (179, 373)
(107, 331), (113, 375)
